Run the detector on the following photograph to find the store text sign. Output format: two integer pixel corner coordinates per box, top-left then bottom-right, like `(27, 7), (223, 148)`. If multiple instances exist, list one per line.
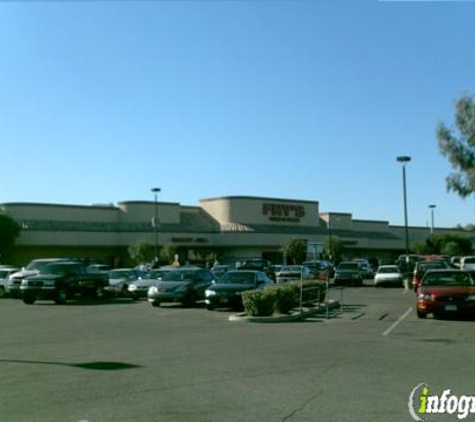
(262, 203), (305, 223)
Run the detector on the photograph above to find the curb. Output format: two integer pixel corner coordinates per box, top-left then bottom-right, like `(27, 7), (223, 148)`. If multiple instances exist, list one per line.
(228, 300), (341, 323)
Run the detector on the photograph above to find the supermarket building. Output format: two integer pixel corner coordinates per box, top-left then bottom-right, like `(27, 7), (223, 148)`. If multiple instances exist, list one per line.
(0, 195), (472, 267)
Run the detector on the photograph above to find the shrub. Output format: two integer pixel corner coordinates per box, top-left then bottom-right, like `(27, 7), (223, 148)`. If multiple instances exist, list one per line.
(242, 290), (276, 317)
(301, 280), (326, 303)
(273, 283), (299, 314)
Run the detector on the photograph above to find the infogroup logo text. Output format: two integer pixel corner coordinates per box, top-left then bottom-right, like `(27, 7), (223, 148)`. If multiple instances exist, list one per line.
(408, 383), (475, 421)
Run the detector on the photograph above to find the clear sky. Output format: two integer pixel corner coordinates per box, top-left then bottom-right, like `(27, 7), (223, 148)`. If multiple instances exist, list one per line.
(1, 0), (474, 229)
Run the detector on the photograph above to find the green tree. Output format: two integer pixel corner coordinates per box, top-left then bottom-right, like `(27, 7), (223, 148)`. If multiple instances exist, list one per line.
(0, 212), (21, 261)
(128, 241), (154, 265)
(437, 92), (475, 198)
(411, 241), (429, 255)
(411, 234), (472, 256)
(442, 241), (462, 256)
(160, 245), (179, 265)
(324, 236), (345, 264)
(281, 239), (307, 265)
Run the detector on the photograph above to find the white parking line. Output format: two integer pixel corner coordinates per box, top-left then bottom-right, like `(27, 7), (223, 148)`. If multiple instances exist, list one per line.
(382, 307), (413, 337)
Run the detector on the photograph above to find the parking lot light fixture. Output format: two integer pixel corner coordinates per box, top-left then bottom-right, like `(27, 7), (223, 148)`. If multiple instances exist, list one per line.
(429, 204), (436, 234)
(396, 156), (411, 263)
(151, 187), (161, 264)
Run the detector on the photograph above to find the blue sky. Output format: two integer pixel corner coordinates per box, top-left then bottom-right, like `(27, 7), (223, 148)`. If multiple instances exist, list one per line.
(1, 0), (474, 229)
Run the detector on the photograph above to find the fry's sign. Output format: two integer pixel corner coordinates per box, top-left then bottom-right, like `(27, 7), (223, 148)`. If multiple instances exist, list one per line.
(262, 203), (305, 223)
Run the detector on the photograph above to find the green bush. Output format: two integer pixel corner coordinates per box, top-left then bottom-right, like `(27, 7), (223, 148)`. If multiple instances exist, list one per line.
(273, 283), (299, 314)
(242, 281), (327, 317)
(301, 280), (326, 303)
(242, 290), (276, 316)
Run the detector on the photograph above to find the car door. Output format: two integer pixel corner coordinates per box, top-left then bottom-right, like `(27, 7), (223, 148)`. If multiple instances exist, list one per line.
(193, 270), (214, 299)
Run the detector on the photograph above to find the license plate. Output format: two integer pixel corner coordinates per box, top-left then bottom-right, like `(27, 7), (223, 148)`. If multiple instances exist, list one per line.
(444, 304), (457, 311)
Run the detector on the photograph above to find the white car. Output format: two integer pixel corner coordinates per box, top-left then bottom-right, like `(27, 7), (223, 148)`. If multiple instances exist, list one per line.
(0, 266), (20, 298)
(275, 265), (311, 283)
(374, 265), (403, 287)
(106, 268), (141, 296)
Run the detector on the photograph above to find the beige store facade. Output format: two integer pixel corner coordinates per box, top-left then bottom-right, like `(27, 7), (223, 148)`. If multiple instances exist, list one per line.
(1, 196), (472, 267)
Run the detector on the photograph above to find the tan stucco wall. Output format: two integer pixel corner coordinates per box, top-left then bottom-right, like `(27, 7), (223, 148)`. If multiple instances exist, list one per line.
(3, 203), (119, 222)
(200, 196), (319, 227)
(117, 201), (180, 224)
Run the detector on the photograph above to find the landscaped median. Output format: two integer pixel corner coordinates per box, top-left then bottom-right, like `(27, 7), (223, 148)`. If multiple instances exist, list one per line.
(228, 280), (341, 323)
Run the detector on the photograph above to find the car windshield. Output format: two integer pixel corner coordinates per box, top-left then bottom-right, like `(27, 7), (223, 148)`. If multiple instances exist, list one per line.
(422, 272), (474, 287)
(378, 266), (399, 274)
(219, 272), (256, 284)
(418, 263), (445, 273)
(43, 263), (78, 275)
(242, 262), (265, 270)
(338, 263), (359, 271)
(161, 270), (196, 282)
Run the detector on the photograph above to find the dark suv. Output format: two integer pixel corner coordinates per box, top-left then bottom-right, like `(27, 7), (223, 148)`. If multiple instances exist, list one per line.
(334, 261), (364, 287)
(239, 259), (276, 281)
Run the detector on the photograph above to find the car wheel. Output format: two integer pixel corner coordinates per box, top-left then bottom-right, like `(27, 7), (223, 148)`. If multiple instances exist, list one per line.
(206, 303), (215, 311)
(0, 286), (5, 298)
(23, 292), (36, 305)
(55, 289), (68, 305)
(121, 285), (129, 297)
(94, 286), (105, 301)
(417, 310), (427, 319)
(151, 300), (161, 307)
(131, 295), (139, 301)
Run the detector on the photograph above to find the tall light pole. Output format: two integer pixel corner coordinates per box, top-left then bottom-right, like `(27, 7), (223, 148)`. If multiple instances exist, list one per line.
(151, 187), (161, 264)
(429, 204), (436, 234)
(396, 156), (411, 261)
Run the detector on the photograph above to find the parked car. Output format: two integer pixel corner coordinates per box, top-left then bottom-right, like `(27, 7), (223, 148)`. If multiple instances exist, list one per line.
(0, 266), (20, 298)
(374, 265), (404, 287)
(20, 261), (109, 304)
(412, 260), (450, 291)
(334, 261), (364, 287)
(352, 259), (374, 279)
(302, 260), (335, 279)
(416, 269), (475, 319)
(147, 267), (216, 307)
(239, 259), (276, 281)
(127, 268), (175, 300)
(106, 268), (142, 296)
(87, 263), (112, 273)
(6, 258), (73, 298)
(205, 270), (274, 311)
(275, 265), (310, 283)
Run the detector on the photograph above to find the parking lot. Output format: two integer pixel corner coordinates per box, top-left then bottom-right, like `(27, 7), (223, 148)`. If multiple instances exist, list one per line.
(1, 285), (475, 422)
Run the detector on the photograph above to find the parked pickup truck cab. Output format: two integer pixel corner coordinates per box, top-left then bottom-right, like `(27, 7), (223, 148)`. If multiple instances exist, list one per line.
(20, 261), (109, 305)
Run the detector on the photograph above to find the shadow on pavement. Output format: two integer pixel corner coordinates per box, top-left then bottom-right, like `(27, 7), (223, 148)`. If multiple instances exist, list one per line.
(0, 359), (141, 371)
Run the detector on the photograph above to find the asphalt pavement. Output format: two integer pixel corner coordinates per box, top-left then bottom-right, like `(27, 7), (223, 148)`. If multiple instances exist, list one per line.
(0, 284), (474, 422)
